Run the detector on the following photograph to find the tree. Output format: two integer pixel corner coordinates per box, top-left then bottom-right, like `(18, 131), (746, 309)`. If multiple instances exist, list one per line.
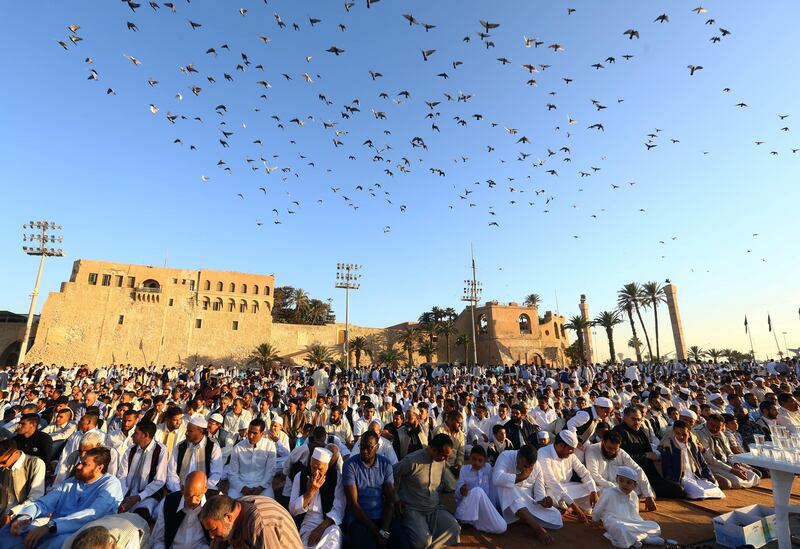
(417, 340), (438, 363)
(293, 288), (311, 321)
(593, 310), (623, 365)
(706, 348), (724, 364)
(397, 327), (419, 367)
(455, 333), (472, 363)
(418, 310), (440, 344)
(565, 341), (584, 366)
(247, 343), (280, 368)
(304, 343), (333, 368)
(437, 319), (457, 363)
(688, 346), (706, 362)
(641, 281), (667, 361)
(377, 347), (402, 368)
(618, 283), (651, 362)
(523, 293), (542, 308)
(628, 337), (644, 354)
(565, 315), (590, 364)
(349, 336), (371, 368)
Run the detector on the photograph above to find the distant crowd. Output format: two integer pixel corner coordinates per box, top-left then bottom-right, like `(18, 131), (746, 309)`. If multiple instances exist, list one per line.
(0, 356), (798, 549)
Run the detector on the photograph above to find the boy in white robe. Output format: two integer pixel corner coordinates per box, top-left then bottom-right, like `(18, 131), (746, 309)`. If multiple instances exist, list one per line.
(592, 466), (664, 548)
(454, 446), (506, 534)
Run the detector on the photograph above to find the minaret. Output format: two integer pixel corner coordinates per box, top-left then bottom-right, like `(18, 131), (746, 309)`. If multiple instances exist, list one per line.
(664, 281), (687, 361)
(579, 294), (594, 363)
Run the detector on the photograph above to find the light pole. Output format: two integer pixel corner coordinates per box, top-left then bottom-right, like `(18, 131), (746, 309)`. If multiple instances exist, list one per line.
(19, 221), (64, 366)
(335, 263), (361, 371)
(782, 332), (789, 352)
(461, 248), (482, 365)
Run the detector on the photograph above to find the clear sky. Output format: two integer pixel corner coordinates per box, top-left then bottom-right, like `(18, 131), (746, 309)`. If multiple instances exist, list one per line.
(2, 0), (798, 362)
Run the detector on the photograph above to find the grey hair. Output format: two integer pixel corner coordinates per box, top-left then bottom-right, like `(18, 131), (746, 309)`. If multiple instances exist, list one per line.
(200, 494), (237, 522)
(71, 525), (113, 549)
(80, 431), (105, 448)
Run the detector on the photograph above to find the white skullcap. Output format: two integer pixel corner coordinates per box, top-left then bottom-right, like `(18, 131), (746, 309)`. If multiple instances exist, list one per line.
(312, 447), (333, 464)
(272, 415), (284, 425)
(558, 429), (578, 447)
(208, 413), (224, 424)
(545, 378), (556, 386)
(755, 377), (765, 382)
(659, 387), (670, 396)
(237, 417), (249, 430)
(680, 409), (698, 420)
(536, 431), (550, 441)
(384, 396), (392, 403)
(595, 397), (613, 409)
(189, 416), (208, 429)
(679, 388), (691, 395)
(616, 466), (638, 482)
(708, 393), (723, 401)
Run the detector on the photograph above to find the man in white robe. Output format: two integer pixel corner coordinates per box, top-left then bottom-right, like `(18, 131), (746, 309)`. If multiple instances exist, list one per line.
(227, 418), (277, 499)
(289, 447), (345, 549)
(537, 430), (598, 519)
(117, 420), (168, 520)
(493, 444), (562, 544)
(584, 430), (656, 511)
(151, 471), (209, 549)
(165, 416), (224, 493)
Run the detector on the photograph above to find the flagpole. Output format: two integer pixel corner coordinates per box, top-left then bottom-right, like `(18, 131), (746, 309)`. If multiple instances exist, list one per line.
(745, 316), (756, 360)
(768, 313), (783, 357)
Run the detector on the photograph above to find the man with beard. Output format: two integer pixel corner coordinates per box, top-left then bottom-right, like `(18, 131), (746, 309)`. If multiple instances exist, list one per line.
(584, 430), (657, 511)
(646, 392), (669, 440)
(505, 404), (540, 449)
(325, 407), (354, 448)
(565, 396), (613, 459)
(537, 430), (598, 520)
(201, 494), (303, 549)
(393, 408), (427, 460)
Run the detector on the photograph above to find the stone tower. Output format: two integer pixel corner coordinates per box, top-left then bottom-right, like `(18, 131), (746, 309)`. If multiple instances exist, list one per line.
(579, 294), (594, 363)
(664, 282), (687, 361)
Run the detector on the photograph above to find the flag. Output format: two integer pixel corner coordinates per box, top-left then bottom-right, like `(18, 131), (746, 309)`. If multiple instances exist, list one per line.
(768, 314), (772, 332)
(744, 316), (749, 334)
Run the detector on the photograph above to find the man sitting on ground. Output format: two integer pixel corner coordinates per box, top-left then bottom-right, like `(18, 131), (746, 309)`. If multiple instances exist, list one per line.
(537, 429), (598, 521)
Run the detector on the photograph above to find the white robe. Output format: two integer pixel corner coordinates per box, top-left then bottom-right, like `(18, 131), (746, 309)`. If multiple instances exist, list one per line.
(592, 486), (661, 548)
(289, 471), (345, 549)
(676, 441), (725, 500)
(227, 437), (276, 498)
(537, 444), (596, 510)
(454, 463), (506, 534)
(492, 450), (563, 529)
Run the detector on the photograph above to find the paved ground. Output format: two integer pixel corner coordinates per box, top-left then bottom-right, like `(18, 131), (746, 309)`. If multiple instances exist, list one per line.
(447, 478), (800, 549)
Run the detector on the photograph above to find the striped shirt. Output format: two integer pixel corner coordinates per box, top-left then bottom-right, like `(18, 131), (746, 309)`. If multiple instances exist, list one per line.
(225, 496), (303, 549)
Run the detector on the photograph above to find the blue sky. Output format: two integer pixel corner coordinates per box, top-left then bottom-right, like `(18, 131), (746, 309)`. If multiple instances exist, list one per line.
(2, 0), (798, 361)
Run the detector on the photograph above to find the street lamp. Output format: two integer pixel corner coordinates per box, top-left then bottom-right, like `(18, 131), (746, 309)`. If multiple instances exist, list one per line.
(461, 249), (482, 365)
(19, 221), (64, 365)
(335, 263), (361, 371)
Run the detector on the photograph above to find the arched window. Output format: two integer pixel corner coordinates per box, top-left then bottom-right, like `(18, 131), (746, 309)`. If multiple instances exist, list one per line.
(252, 301), (259, 314)
(241, 283), (248, 294)
(216, 281), (223, 291)
(202, 297), (210, 310)
(478, 314), (488, 334)
(229, 282), (236, 293)
(203, 280), (211, 291)
(253, 284), (259, 295)
(228, 299), (236, 312)
(264, 286), (271, 296)
(263, 301), (271, 312)
(240, 300), (248, 313)
(561, 324), (567, 339)
(519, 314), (531, 335)
(213, 298), (223, 311)
(142, 279), (160, 290)
(554, 324), (561, 339)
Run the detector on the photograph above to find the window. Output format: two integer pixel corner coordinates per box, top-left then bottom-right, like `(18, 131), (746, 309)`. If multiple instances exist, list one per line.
(478, 314), (488, 334)
(203, 280), (211, 291)
(182, 279), (186, 285)
(127, 276), (136, 288)
(239, 300), (248, 313)
(519, 314), (531, 335)
(554, 325), (560, 339)
(228, 299), (236, 312)
(252, 301), (259, 314)
(172, 278), (178, 284)
(118, 315), (124, 325)
(241, 283), (248, 294)
(168, 298), (174, 306)
(115, 275), (124, 287)
(232, 320), (239, 331)
(253, 284), (259, 295)
(229, 282), (236, 293)
(189, 280), (195, 291)
(101, 274), (111, 286)
(213, 298), (223, 311)
(216, 281), (223, 291)
(202, 298), (210, 310)
(88, 273), (98, 285)
(195, 319), (202, 329)
(264, 286), (270, 296)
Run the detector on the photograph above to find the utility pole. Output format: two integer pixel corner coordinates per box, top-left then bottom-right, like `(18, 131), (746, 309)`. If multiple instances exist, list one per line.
(19, 221), (64, 366)
(461, 246), (482, 365)
(335, 263), (361, 371)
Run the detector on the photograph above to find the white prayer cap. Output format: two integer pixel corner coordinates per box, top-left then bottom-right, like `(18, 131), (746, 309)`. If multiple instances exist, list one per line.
(545, 378), (556, 386)
(312, 447), (333, 464)
(755, 377), (765, 383)
(208, 413), (224, 425)
(659, 387), (670, 396)
(708, 393), (723, 401)
(536, 431), (550, 442)
(679, 388), (691, 395)
(558, 429), (578, 448)
(679, 409), (698, 420)
(272, 415), (284, 425)
(237, 417), (249, 430)
(189, 416), (208, 429)
(384, 396), (392, 403)
(616, 466), (638, 482)
(595, 397), (613, 409)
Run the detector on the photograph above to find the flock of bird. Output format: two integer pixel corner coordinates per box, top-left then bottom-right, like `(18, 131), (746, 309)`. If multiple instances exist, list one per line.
(50, 1), (794, 267)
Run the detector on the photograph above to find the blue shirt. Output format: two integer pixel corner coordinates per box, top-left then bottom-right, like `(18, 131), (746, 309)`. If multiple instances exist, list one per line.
(17, 473), (123, 534)
(342, 454), (393, 521)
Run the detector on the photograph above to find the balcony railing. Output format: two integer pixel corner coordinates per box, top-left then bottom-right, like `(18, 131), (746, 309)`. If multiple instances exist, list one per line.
(135, 286), (162, 294)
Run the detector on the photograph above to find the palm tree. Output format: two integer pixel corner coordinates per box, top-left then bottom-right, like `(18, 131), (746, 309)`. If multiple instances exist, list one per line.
(565, 315), (591, 363)
(293, 288), (311, 321)
(349, 336), (372, 368)
(304, 343), (333, 368)
(706, 348), (724, 364)
(618, 283), (650, 362)
(443, 307), (458, 321)
(305, 299), (330, 325)
(417, 311), (439, 344)
(455, 333), (472, 363)
(437, 319), (457, 363)
(628, 337), (644, 355)
(397, 327), (419, 367)
(641, 281), (667, 361)
(247, 343), (280, 368)
(377, 347), (402, 368)
(417, 340), (438, 363)
(593, 310), (623, 365)
(688, 346), (706, 362)
(523, 293), (542, 308)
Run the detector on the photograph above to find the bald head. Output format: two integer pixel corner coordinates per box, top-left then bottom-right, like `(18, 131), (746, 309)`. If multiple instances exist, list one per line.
(183, 471), (208, 509)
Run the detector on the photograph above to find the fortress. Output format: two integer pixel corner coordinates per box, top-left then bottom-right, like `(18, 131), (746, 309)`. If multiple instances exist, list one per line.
(3, 259), (578, 369)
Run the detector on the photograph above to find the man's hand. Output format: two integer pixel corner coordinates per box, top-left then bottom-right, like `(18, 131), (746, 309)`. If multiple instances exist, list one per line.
(307, 521), (328, 546)
(732, 468), (748, 480)
(539, 496), (554, 508)
(11, 518), (32, 536)
(119, 495), (141, 513)
(589, 491), (599, 507)
(23, 525), (49, 549)
(570, 503), (588, 523)
(644, 497), (657, 512)
(460, 484), (469, 497)
(311, 469), (326, 490)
